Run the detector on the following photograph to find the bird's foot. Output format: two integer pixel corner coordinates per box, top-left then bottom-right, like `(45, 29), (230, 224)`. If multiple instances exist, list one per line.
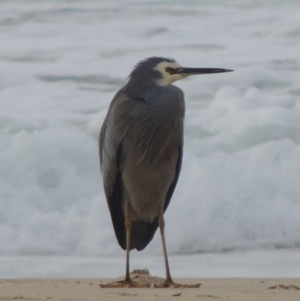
(154, 278), (201, 288)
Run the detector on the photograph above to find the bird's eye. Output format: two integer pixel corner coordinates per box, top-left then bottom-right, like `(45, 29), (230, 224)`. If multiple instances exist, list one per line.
(165, 67), (174, 74)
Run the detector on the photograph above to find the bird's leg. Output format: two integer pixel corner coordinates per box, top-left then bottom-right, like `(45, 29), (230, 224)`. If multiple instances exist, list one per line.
(158, 209), (174, 287)
(121, 202), (150, 288)
(155, 209), (201, 289)
(101, 204), (150, 288)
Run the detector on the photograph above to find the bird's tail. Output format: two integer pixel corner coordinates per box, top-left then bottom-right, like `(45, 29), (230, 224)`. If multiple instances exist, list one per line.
(114, 218), (159, 251)
(130, 219), (159, 251)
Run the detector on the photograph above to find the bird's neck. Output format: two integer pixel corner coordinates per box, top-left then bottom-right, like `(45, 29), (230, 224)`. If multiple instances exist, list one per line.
(124, 79), (160, 100)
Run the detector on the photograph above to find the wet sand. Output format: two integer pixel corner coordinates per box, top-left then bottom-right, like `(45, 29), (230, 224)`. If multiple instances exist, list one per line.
(1, 276), (300, 301)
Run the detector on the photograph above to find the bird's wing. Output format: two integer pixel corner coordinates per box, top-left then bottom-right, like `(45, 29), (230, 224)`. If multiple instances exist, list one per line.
(99, 90), (127, 249)
(164, 142), (183, 212)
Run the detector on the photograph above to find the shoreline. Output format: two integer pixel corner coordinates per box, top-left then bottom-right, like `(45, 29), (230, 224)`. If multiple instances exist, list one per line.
(1, 278), (300, 301)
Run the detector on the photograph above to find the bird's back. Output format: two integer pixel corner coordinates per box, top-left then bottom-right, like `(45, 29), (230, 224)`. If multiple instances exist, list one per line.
(100, 84), (185, 250)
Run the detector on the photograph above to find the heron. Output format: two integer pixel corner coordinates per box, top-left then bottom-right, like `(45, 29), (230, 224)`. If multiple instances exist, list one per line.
(99, 57), (232, 287)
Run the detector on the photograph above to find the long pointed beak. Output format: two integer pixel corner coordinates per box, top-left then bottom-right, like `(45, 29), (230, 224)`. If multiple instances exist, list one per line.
(176, 67), (233, 75)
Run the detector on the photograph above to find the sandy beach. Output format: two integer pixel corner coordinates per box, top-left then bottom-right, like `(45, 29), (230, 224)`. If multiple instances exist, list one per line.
(1, 277), (300, 301)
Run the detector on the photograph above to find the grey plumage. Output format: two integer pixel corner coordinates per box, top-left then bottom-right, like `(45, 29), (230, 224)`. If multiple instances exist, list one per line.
(99, 57), (232, 287)
(100, 66), (184, 250)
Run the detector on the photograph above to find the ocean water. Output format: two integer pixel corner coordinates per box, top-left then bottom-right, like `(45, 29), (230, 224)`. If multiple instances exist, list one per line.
(1, 0), (300, 274)
(2, 249), (300, 278)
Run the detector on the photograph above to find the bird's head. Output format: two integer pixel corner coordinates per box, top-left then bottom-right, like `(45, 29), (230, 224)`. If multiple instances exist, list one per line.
(129, 57), (233, 87)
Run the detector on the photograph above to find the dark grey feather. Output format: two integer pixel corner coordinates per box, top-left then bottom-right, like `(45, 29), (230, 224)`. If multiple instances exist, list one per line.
(99, 57), (185, 251)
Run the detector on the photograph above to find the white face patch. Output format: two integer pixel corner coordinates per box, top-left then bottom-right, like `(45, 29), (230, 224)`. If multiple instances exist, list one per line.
(154, 61), (185, 86)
